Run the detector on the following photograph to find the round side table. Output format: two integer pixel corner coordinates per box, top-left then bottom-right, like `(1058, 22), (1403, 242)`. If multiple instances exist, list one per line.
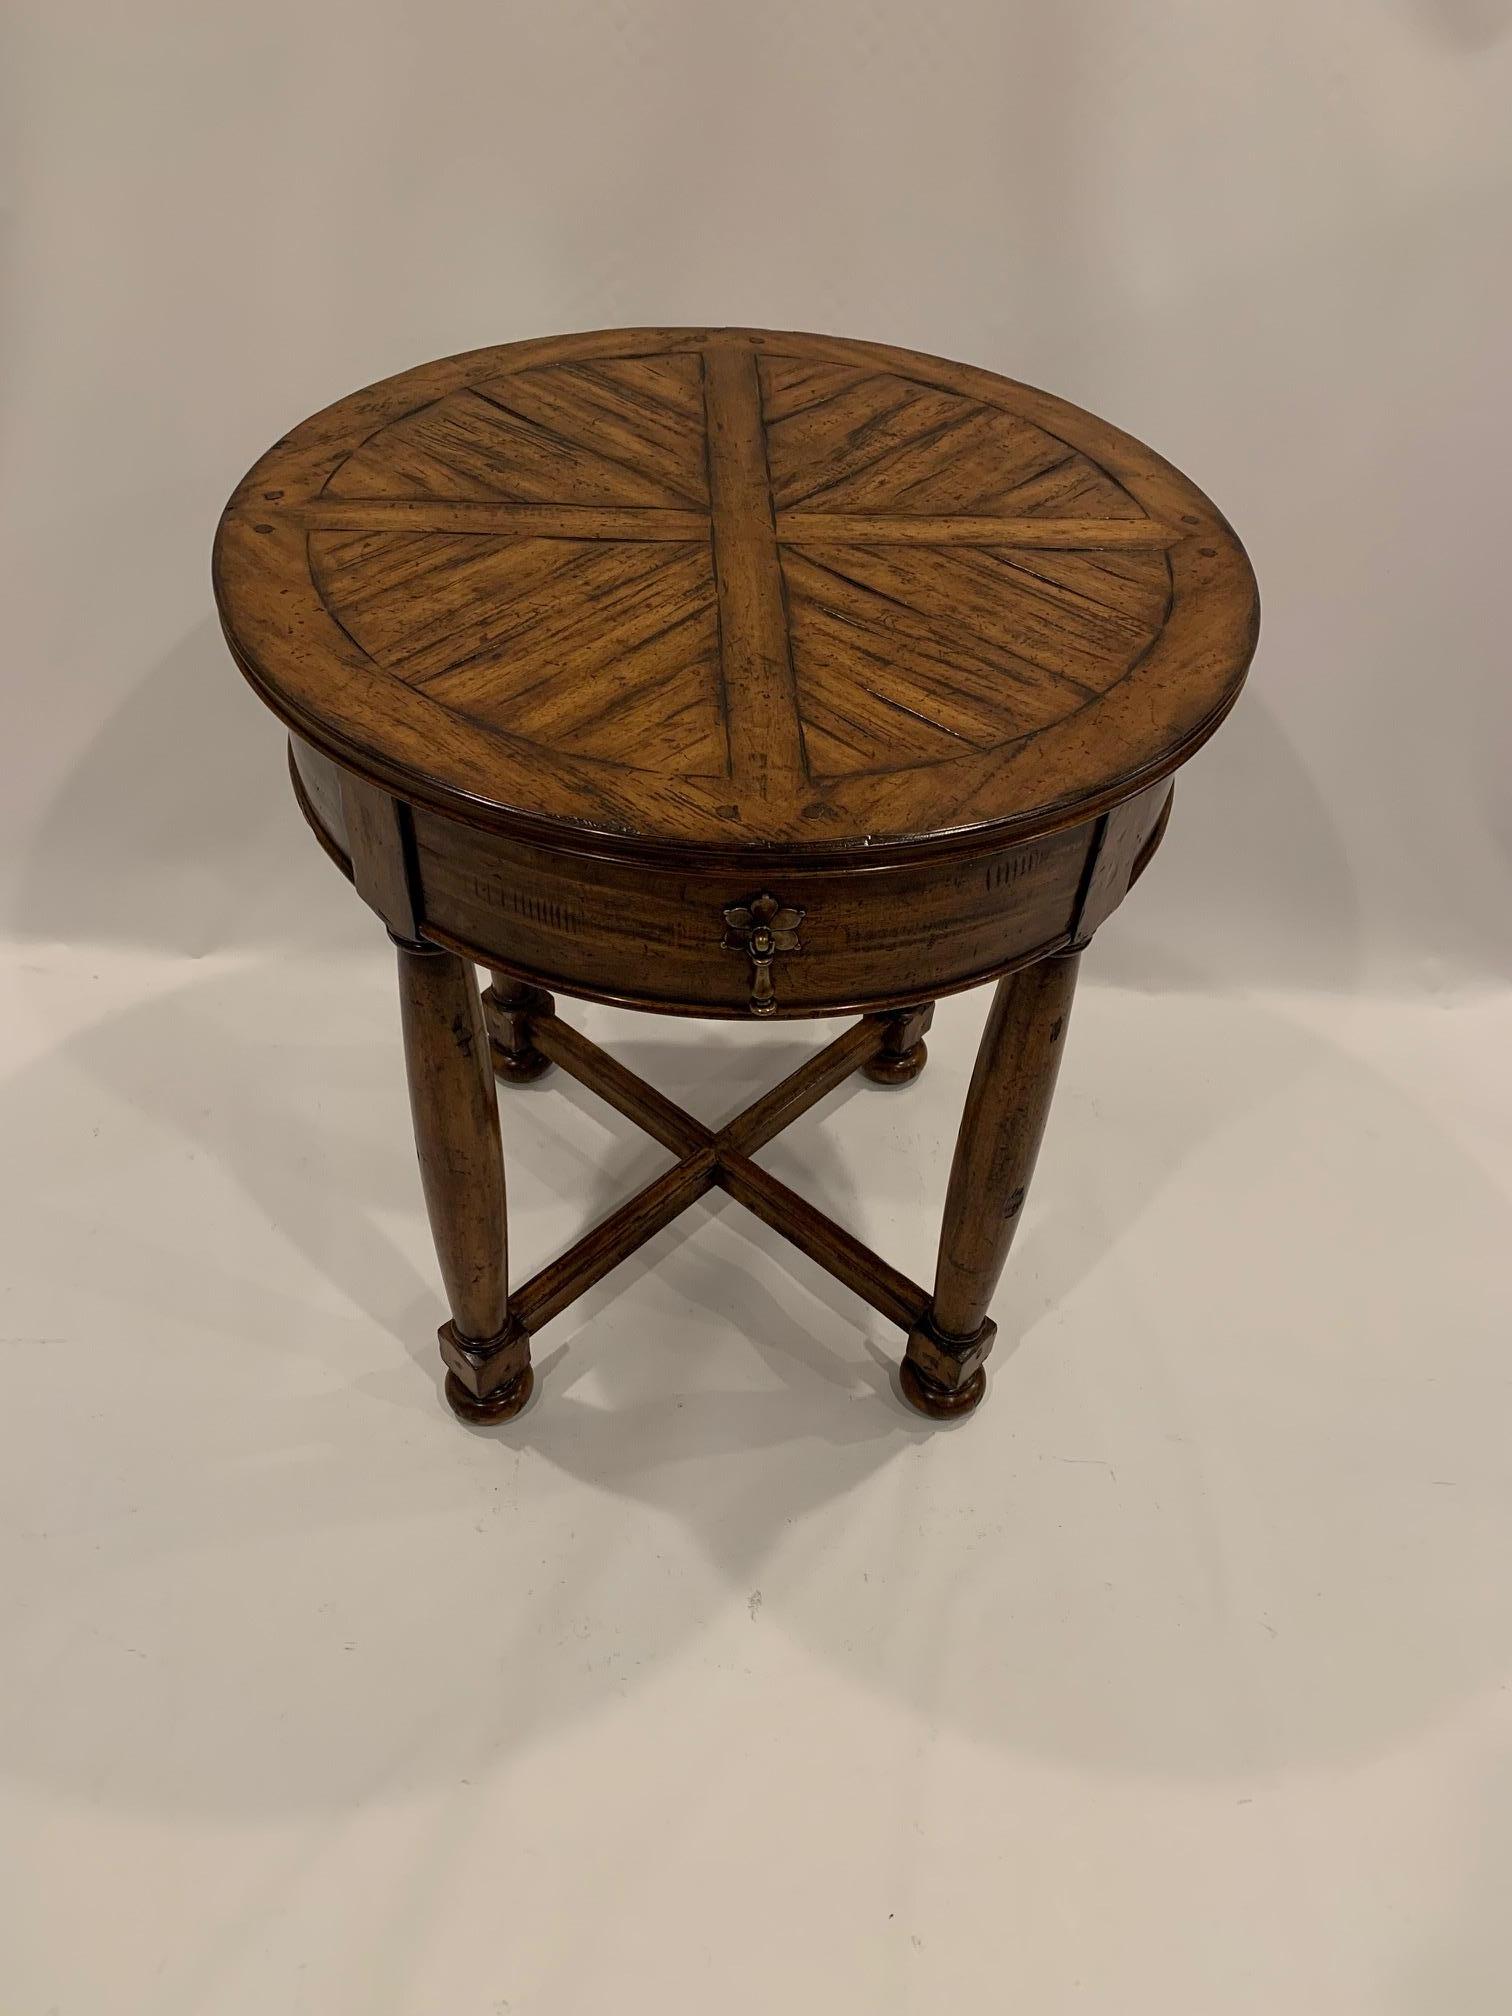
(213, 327), (1258, 1425)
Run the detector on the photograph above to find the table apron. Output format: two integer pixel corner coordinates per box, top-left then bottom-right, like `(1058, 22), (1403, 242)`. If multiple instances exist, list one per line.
(289, 736), (1170, 1017)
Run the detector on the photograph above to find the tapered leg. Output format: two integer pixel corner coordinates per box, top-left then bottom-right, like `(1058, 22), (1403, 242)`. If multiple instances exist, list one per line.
(395, 937), (532, 1424)
(482, 972), (555, 1084)
(902, 950), (1081, 1419)
(861, 1002), (934, 1086)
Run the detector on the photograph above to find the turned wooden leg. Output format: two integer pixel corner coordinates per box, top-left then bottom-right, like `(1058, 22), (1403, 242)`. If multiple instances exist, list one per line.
(902, 950), (1081, 1420)
(861, 1002), (934, 1086)
(482, 972), (555, 1084)
(394, 937), (533, 1424)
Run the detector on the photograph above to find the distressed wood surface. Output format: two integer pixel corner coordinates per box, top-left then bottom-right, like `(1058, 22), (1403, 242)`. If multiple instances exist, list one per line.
(288, 722), (1168, 1018)
(223, 329), (1258, 1431)
(497, 1007), (931, 1343)
(394, 938), (533, 1422)
(899, 951), (1083, 1418)
(215, 327), (1258, 862)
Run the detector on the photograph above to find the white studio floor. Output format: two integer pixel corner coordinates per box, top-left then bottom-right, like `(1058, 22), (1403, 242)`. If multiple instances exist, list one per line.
(3, 936), (1510, 2015)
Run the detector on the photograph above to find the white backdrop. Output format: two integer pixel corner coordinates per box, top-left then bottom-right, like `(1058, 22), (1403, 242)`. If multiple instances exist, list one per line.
(4, 7), (1511, 2014)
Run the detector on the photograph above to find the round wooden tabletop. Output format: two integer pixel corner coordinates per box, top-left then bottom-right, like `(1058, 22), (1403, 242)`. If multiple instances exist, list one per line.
(214, 327), (1258, 862)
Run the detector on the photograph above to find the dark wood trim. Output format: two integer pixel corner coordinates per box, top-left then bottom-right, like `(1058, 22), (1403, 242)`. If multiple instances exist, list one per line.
(860, 1003), (934, 1086)
(481, 975), (555, 1083)
(420, 916), (1081, 1024)
(482, 1006), (928, 1347)
(715, 1152), (930, 1331)
(511, 1151), (719, 1333)
(717, 1019), (887, 1153)
(1075, 782), (1173, 940)
(902, 949), (1082, 1417)
(1128, 781), (1175, 889)
(531, 1014), (710, 1157)
(340, 773), (422, 940)
(287, 738), (354, 880)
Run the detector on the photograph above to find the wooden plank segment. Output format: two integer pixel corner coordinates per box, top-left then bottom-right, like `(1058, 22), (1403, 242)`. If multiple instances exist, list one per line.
(512, 1150), (719, 1333)
(299, 499), (710, 539)
(777, 513), (1177, 548)
(498, 1010), (918, 1338)
(717, 1153), (930, 1331)
(337, 771), (421, 939)
(718, 1020), (886, 1154)
(701, 342), (808, 794)
(476, 361), (709, 506)
(531, 1015), (712, 1157)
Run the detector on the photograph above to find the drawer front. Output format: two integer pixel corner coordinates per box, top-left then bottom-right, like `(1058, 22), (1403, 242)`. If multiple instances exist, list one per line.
(410, 813), (1091, 1017)
(289, 736), (1170, 1017)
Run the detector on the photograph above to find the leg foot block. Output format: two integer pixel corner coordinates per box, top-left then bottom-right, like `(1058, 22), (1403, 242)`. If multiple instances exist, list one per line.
(862, 1005), (933, 1087)
(483, 981), (556, 1086)
(445, 1364), (534, 1424)
(901, 1311), (995, 1420)
(438, 1317), (533, 1425)
(487, 1037), (554, 1085)
(900, 1358), (987, 1419)
(862, 1038), (928, 1086)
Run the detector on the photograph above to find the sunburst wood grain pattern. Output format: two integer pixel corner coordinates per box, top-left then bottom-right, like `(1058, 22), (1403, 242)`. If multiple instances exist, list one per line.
(215, 327), (1256, 858)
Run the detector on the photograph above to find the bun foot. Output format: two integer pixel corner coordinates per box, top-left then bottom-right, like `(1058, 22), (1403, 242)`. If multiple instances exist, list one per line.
(445, 1365), (534, 1424)
(862, 1037), (928, 1086)
(484, 978), (556, 1085)
(900, 1358), (987, 1420)
(488, 1037), (554, 1085)
(863, 1005), (933, 1087)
